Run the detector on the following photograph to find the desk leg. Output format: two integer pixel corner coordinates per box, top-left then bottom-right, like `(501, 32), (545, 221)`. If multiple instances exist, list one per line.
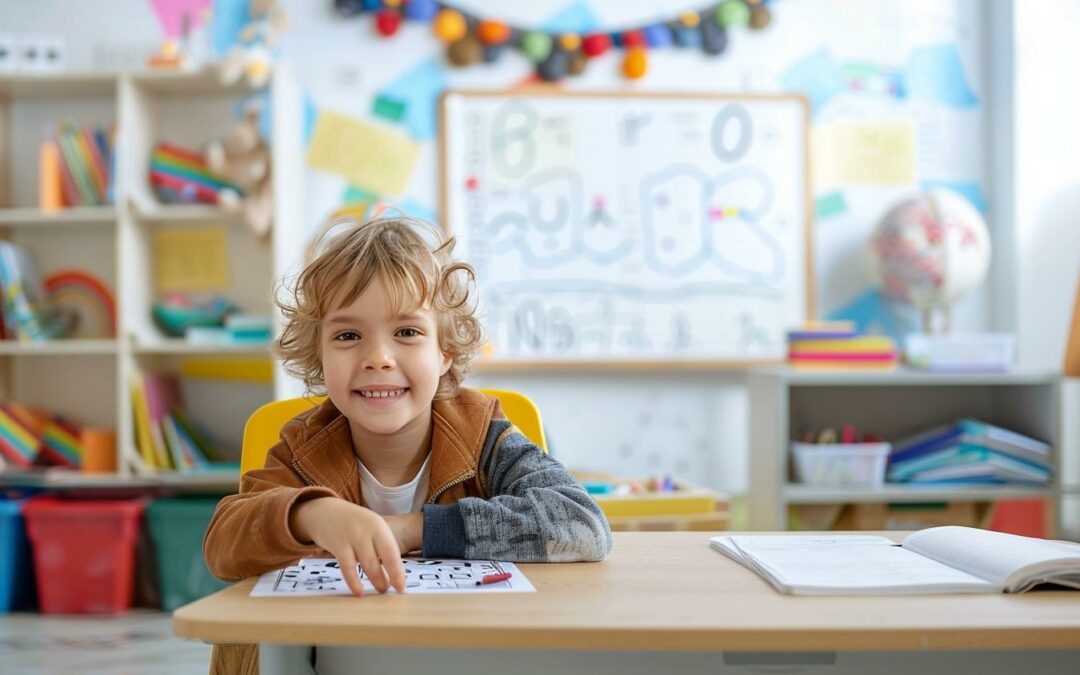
(259, 643), (315, 675)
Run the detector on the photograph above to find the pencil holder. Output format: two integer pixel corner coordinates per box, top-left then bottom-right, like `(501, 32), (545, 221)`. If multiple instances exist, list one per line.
(791, 442), (891, 487)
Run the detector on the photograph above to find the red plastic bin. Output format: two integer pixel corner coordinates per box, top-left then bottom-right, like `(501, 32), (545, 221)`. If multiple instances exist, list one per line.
(23, 497), (146, 614)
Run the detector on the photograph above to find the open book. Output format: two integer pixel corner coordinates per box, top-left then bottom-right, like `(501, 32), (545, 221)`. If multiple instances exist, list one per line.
(711, 526), (1080, 595)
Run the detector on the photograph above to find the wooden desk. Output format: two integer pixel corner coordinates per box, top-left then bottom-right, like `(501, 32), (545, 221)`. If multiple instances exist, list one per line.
(174, 532), (1080, 675)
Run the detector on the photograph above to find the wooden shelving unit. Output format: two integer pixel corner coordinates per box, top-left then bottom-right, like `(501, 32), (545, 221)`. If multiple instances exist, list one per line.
(747, 367), (1063, 534)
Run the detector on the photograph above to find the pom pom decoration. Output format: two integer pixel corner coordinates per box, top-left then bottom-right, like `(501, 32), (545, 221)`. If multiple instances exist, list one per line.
(404, 0), (439, 21)
(522, 31), (553, 63)
(432, 8), (466, 43)
(374, 9), (401, 37)
(335, 1), (779, 82)
(446, 34), (483, 66)
(622, 47), (648, 79)
(582, 32), (611, 57)
(477, 19), (510, 45)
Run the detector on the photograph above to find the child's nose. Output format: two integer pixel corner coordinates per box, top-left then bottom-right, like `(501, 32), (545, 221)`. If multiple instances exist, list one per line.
(361, 341), (395, 371)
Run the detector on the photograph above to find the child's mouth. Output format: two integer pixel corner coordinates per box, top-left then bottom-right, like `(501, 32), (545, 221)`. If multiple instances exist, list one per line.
(353, 388), (409, 403)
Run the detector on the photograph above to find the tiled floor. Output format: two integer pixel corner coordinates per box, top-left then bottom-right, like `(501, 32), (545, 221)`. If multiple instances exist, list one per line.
(0, 611), (210, 675)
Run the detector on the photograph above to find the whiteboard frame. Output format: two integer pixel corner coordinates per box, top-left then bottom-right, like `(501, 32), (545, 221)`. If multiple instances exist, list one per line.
(439, 89), (813, 370)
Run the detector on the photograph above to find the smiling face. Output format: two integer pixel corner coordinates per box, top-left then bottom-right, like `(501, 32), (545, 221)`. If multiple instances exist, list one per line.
(321, 275), (452, 440)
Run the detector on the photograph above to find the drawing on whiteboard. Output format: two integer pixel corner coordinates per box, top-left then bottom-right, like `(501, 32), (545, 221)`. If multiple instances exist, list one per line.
(444, 93), (809, 360)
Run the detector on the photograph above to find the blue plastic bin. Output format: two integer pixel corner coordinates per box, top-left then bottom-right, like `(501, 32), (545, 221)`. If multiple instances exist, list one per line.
(0, 495), (37, 612)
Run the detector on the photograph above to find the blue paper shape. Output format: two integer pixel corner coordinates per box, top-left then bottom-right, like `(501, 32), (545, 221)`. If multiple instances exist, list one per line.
(826, 289), (914, 342)
(302, 92), (317, 146)
(541, 0), (601, 33)
(375, 58), (446, 141)
(781, 49), (844, 115)
(212, 0), (251, 58)
(919, 179), (989, 213)
(903, 43), (979, 109)
(397, 199), (438, 223)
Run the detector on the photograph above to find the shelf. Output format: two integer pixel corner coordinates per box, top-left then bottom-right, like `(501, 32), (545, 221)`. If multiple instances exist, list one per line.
(784, 484), (1056, 504)
(130, 201), (236, 224)
(0, 339), (118, 355)
(753, 366), (1060, 387)
(0, 72), (117, 98)
(129, 68), (252, 96)
(0, 467), (239, 491)
(0, 206), (117, 226)
(132, 337), (271, 356)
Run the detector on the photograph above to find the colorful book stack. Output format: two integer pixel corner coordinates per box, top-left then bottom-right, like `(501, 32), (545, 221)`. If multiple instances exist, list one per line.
(887, 419), (1051, 485)
(0, 402), (83, 469)
(130, 370), (222, 472)
(42, 124), (114, 206)
(787, 322), (897, 370)
(149, 142), (239, 204)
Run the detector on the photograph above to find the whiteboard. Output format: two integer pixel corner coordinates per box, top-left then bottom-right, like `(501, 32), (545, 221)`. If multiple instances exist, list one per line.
(441, 91), (811, 364)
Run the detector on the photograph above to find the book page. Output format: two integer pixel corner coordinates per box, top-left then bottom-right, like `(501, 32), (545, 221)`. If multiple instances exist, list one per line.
(713, 535), (998, 595)
(902, 526), (1080, 592)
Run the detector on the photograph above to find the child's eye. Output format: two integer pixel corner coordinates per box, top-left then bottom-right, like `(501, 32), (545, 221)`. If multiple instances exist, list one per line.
(396, 327), (422, 338)
(334, 331), (360, 341)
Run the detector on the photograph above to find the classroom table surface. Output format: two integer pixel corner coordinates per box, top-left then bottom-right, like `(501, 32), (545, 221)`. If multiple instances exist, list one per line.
(173, 531), (1080, 652)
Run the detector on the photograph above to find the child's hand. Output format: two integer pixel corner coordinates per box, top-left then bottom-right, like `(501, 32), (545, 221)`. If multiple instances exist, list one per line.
(289, 497), (406, 596)
(382, 513), (424, 554)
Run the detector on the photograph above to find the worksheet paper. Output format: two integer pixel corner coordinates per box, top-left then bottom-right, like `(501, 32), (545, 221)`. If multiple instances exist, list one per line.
(251, 558), (535, 596)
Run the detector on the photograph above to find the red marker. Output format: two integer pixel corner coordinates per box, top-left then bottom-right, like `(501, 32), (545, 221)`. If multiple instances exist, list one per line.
(476, 572), (512, 586)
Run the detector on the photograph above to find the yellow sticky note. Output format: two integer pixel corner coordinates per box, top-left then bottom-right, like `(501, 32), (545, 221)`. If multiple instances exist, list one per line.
(306, 110), (420, 196)
(154, 227), (229, 293)
(812, 122), (915, 188)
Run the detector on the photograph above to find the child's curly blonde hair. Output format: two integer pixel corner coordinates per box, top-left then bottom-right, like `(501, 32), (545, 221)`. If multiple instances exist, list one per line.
(274, 213), (484, 400)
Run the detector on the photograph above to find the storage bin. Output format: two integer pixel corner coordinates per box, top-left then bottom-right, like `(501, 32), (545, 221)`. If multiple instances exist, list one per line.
(0, 494), (36, 612)
(23, 497), (145, 614)
(791, 442), (891, 487)
(146, 497), (227, 611)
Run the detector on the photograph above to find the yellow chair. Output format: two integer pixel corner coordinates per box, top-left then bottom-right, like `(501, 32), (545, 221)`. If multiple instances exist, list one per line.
(240, 389), (547, 476)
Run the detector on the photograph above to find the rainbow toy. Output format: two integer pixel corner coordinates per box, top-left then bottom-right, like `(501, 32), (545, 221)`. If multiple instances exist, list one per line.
(0, 403), (42, 467)
(149, 142), (241, 205)
(40, 418), (82, 467)
(43, 270), (117, 338)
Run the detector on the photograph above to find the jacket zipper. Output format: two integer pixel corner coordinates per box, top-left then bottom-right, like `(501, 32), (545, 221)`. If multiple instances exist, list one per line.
(427, 469), (476, 504)
(292, 459), (317, 487)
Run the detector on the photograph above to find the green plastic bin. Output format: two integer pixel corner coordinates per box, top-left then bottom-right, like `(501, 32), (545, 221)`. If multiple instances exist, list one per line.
(146, 497), (228, 611)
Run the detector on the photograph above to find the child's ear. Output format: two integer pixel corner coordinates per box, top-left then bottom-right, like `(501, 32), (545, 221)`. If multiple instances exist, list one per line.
(440, 352), (453, 376)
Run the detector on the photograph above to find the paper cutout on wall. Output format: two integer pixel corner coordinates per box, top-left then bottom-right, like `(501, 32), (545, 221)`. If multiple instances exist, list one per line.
(812, 122), (915, 188)
(153, 227), (229, 293)
(903, 43), (979, 109)
(784, 44), (979, 115)
(150, 0), (211, 39)
(340, 184), (438, 225)
(919, 179), (988, 213)
(306, 110), (420, 196)
(541, 0), (601, 33)
(814, 191), (848, 219)
(373, 58), (446, 141)
(827, 288), (915, 341)
(781, 50), (846, 114)
(211, 0), (251, 57)
(302, 92), (318, 145)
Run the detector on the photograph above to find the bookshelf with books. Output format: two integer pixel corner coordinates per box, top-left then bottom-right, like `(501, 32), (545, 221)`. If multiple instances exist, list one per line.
(0, 69), (300, 487)
(747, 367), (1063, 535)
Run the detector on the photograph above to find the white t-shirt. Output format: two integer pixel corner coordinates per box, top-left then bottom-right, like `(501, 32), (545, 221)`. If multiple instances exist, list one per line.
(357, 454), (431, 516)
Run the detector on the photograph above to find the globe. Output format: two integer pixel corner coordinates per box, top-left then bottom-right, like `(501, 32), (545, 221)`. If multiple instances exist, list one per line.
(867, 190), (991, 327)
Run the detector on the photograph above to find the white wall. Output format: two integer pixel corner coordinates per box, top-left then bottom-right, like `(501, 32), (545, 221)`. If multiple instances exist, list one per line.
(1010, 0), (1080, 534)
(1012, 1), (1080, 370)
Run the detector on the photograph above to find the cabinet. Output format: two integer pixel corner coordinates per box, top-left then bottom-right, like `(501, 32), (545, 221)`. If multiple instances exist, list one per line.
(747, 367), (1062, 534)
(0, 70), (291, 485)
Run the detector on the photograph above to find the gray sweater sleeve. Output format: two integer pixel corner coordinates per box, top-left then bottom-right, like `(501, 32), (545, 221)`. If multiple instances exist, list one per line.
(422, 420), (613, 562)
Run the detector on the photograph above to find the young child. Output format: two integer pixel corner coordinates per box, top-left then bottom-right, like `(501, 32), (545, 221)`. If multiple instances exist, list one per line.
(204, 214), (613, 596)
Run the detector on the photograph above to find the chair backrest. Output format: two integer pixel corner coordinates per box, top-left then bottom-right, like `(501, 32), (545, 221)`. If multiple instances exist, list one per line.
(240, 389), (547, 476)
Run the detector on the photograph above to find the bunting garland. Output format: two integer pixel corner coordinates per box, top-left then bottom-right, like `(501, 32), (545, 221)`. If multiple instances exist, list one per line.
(333, 0), (777, 81)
